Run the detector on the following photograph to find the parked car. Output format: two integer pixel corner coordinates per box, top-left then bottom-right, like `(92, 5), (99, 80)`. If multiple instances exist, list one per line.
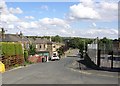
(51, 55), (60, 61)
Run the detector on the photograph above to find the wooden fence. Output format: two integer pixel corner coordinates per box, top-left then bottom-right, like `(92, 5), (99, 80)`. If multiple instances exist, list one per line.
(0, 55), (24, 70)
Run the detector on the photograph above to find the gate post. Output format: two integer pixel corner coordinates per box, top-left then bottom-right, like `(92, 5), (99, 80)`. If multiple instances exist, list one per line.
(111, 51), (113, 69)
(97, 49), (101, 67)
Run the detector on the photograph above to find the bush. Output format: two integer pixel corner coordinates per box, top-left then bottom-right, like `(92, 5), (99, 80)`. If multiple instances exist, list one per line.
(29, 44), (36, 55)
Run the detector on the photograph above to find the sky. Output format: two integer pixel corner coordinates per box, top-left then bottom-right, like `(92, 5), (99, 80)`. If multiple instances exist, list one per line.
(0, 0), (119, 39)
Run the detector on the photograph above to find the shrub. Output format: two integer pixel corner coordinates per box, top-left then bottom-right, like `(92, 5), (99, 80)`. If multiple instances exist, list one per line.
(29, 44), (36, 55)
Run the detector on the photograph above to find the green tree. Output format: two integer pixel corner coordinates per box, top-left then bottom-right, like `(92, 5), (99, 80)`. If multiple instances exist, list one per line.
(29, 44), (36, 55)
(52, 35), (63, 43)
(99, 37), (112, 51)
(57, 46), (64, 58)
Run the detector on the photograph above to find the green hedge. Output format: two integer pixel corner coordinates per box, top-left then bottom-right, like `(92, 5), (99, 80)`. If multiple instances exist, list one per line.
(7, 42), (15, 56)
(0, 42), (23, 56)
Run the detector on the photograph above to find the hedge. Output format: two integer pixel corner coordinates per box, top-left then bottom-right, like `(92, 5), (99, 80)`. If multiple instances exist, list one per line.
(0, 42), (23, 56)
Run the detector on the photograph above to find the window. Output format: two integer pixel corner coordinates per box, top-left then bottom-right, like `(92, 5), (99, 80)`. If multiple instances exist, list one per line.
(44, 44), (46, 48)
(40, 45), (41, 49)
(53, 46), (55, 48)
(53, 53), (56, 56)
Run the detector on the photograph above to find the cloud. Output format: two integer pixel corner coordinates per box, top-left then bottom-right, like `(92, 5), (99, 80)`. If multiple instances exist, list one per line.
(39, 18), (70, 28)
(92, 22), (97, 27)
(72, 28), (118, 39)
(68, 0), (100, 20)
(69, 3), (100, 20)
(80, 0), (94, 7)
(0, 0), (118, 39)
(68, 0), (118, 21)
(1, 14), (20, 22)
(25, 16), (35, 20)
(0, 0), (71, 37)
(9, 7), (23, 14)
(40, 5), (48, 11)
(18, 21), (40, 29)
(0, 0), (20, 22)
(0, 0), (9, 14)
(98, 1), (118, 21)
(100, 1), (117, 11)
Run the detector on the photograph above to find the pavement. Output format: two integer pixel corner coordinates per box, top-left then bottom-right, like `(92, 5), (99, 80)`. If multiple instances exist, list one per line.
(67, 60), (120, 78)
(64, 49), (79, 57)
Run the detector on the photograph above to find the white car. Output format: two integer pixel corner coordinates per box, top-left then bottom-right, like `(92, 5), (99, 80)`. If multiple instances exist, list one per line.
(51, 55), (60, 61)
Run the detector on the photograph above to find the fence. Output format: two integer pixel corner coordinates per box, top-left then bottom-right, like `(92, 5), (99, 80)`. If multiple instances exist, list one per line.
(87, 39), (120, 69)
(0, 55), (24, 70)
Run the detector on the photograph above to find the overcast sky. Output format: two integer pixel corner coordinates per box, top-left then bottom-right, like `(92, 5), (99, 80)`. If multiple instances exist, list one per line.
(0, 0), (118, 39)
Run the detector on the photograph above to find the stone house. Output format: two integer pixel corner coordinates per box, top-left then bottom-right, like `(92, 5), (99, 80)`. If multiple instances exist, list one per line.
(0, 33), (30, 50)
(34, 38), (64, 59)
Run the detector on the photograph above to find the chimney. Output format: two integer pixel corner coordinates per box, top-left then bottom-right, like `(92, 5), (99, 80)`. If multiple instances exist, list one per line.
(19, 31), (23, 38)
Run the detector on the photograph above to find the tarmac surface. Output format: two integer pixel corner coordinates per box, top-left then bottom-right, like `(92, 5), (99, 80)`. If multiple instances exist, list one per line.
(2, 57), (119, 84)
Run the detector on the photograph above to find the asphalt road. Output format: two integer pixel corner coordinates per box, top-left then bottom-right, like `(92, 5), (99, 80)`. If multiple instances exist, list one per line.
(2, 57), (119, 84)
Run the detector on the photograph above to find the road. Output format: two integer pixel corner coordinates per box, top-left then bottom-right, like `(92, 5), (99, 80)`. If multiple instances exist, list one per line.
(2, 57), (119, 84)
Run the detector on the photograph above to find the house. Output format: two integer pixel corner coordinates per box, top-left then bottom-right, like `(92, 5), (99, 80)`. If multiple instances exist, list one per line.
(34, 38), (52, 59)
(52, 42), (65, 56)
(33, 38), (64, 60)
(0, 32), (30, 50)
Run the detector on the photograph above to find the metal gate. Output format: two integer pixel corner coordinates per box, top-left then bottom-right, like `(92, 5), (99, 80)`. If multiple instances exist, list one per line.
(87, 38), (120, 69)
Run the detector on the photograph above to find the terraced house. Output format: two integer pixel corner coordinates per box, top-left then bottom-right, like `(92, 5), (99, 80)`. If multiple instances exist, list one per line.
(34, 38), (64, 60)
(0, 32), (30, 50)
(0, 28), (64, 60)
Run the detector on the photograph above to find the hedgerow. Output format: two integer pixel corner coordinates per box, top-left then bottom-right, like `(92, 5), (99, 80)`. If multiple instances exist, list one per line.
(0, 42), (23, 56)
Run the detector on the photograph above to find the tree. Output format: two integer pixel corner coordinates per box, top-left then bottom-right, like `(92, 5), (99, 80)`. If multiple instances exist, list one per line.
(52, 35), (63, 43)
(28, 44), (36, 55)
(99, 37), (112, 51)
(57, 46), (64, 58)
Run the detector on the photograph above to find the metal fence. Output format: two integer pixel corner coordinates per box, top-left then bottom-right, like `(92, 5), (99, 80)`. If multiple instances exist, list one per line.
(87, 40), (120, 69)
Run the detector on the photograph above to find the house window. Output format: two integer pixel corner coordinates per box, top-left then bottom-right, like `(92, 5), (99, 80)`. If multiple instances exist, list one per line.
(53, 46), (55, 48)
(36, 45), (38, 48)
(44, 44), (46, 48)
(40, 45), (41, 49)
